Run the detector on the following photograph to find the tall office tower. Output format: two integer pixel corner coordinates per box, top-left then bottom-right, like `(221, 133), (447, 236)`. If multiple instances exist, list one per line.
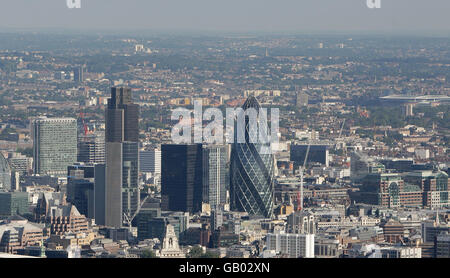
(161, 144), (203, 214)
(230, 96), (274, 218)
(296, 92), (309, 107)
(77, 131), (106, 164)
(102, 87), (140, 228)
(32, 117), (77, 177)
(67, 163), (96, 219)
(202, 145), (227, 209)
(73, 65), (85, 83)
(0, 153), (11, 191)
(139, 148), (161, 175)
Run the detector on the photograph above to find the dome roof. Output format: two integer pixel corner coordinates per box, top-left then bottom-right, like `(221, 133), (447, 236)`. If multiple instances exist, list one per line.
(242, 96), (261, 110)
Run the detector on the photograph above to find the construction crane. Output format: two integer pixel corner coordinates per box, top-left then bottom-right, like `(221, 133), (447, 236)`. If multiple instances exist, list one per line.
(338, 119), (346, 141)
(123, 194), (151, 228)
(78, 111), (88, 138)
(297, 143), (310, 211)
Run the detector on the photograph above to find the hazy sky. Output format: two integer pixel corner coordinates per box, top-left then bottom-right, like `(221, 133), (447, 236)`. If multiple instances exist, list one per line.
(0, 0), (449, 35)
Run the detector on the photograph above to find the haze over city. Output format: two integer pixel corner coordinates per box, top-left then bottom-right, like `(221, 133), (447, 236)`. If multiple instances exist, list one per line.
(0, 0), (449, 35)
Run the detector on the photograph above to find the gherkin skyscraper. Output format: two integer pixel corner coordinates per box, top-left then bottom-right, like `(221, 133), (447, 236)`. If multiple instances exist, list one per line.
(230, 96), (274, 218)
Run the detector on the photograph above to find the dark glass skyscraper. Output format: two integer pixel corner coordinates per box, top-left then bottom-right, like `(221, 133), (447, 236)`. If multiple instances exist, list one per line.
(67, 163), (95, 219)
(106, 87), (139, 142)
(100, 87), (140, 228)
(161, 144), (203, 214)
(74, 65), (85, 83)
(230, 97), (274, 218)
(290, 144), (329, 167)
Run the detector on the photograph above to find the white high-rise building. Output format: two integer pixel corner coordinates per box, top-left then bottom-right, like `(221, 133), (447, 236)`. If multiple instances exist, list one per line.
(266, 231), (315, 258)
(0, 153), (11, 191)
(32, 117), (77, 177)
(139, 149), (161, 175)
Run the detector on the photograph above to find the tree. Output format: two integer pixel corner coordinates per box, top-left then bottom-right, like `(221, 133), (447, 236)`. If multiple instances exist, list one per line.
(187, 246), (203, 258)
(187, 246), (219, 258)
(141, 249), (157, 258)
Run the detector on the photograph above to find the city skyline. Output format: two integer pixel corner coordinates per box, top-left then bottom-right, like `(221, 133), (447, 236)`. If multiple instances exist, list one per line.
(0, 20), (449, 263)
